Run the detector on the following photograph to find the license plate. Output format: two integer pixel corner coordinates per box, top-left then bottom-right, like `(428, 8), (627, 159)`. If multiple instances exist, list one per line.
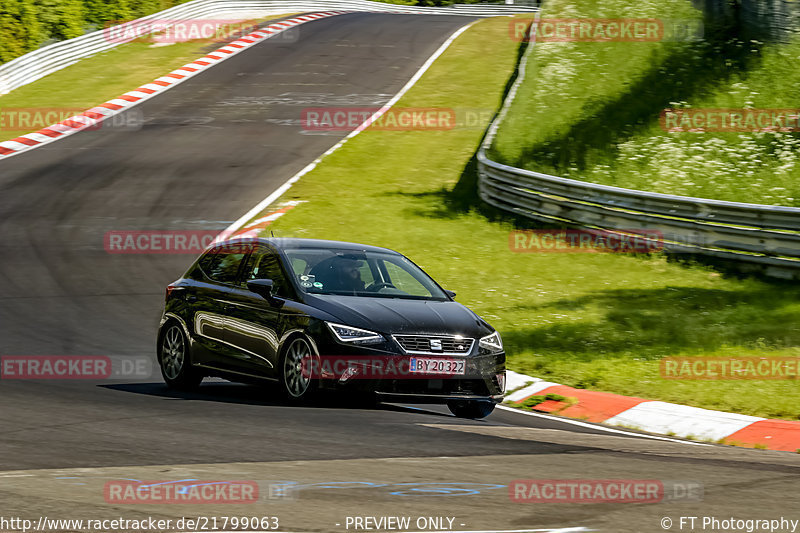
(409, 357), (465, 375)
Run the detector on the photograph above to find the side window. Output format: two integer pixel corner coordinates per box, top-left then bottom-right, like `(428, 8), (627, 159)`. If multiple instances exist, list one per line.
(197, 246), (247, 285)
(242, 247), (290, 298)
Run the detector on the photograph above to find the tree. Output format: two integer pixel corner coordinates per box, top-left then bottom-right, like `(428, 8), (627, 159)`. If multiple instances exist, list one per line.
(0, 0), (41, 63)
(128, 0), (159, 20)
(83, 0), (130, 27)
(34, 0), (84, 41)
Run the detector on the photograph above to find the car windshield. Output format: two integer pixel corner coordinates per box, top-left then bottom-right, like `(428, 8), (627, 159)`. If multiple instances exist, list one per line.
(283, 248), (447, 300)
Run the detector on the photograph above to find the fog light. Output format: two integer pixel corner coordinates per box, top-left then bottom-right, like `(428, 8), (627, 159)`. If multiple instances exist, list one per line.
(496, 372), (506, 393)
(339, 365), (360, 384)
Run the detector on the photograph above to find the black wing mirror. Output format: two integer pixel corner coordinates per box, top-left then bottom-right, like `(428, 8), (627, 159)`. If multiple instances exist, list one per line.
(444, 289), (456, 299)
(247, 278), (274, 299)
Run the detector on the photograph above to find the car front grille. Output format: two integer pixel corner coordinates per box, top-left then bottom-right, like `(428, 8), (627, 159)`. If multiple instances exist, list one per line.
(393, 335), (474, 355)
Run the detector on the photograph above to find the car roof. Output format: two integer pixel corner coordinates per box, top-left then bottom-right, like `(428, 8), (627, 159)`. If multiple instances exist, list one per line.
(218, 237), (401, 255)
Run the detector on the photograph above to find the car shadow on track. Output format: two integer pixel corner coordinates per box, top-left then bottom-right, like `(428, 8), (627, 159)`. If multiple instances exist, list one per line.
(99, 381), (456, 419)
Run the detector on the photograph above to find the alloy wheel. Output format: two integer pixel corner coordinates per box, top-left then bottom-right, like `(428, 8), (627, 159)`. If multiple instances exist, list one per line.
(283, 338), (312, 398)
(161, 325), (185, 380)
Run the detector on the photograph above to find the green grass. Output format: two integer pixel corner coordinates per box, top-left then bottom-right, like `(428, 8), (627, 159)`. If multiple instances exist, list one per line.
(490, 0), (800, 206)
(250, 16), (800, 421)
(0, 14), (291, 142)
(508, 394), (572, 412)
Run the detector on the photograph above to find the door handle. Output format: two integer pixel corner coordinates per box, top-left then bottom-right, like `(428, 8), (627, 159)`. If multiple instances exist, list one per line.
(186, 294), (197, 303)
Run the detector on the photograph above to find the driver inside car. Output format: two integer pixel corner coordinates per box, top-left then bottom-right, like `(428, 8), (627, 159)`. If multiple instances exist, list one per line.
(331, 257), (365, 293)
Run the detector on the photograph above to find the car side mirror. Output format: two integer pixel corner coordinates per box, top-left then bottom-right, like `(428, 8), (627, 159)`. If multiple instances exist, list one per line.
(247, 278), (274, 299)
(444, 289), (456, 299)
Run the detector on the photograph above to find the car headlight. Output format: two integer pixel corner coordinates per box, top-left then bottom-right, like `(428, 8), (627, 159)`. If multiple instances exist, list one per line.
(326, 322), (384, 345)
(479, 331), (503, 353)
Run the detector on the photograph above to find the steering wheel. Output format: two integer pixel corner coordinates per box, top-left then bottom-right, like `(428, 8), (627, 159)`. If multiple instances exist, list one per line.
(367, 282), (396, 292)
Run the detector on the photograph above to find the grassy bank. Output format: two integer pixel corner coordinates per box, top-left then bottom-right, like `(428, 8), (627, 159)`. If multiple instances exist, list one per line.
(490, 0), (800, 207)
(252, 16), (800, 420)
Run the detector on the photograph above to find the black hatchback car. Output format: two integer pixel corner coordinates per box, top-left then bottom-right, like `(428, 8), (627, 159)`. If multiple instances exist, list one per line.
(157, 238), (505, 418)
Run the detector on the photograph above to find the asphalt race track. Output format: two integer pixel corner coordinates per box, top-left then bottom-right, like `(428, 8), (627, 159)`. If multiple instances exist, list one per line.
(1, 12), (800, 533)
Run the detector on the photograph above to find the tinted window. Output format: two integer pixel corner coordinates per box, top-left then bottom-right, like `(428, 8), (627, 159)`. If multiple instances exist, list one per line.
(197, 246), (247, 285)
(241, 247), (290, 298)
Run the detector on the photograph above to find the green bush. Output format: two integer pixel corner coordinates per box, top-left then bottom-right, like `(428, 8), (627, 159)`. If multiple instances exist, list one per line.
(82, 0), (129, 27)
(0, 0), (41, 62)
(34, 0), (84, 40)
(0, 0), (194, 65)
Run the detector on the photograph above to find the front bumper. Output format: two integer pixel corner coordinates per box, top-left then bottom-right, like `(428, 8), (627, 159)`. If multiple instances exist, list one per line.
(311, 344), (506, 402)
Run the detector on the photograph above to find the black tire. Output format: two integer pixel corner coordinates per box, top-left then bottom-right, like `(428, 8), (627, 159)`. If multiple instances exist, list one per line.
(344, 389), (381, 409)
(279, 336), (317, 403)
(447, 400), (496, 419)
(158, 322), (203, 390)
(361, 390), (381, 409)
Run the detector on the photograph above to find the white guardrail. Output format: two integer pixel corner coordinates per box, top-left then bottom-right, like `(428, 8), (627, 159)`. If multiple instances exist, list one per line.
(0, 0), (537, 96)
(478, 17), (800, 280)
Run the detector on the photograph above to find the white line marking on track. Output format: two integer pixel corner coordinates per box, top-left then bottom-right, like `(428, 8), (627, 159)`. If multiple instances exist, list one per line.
(496, 405), (710, 446)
